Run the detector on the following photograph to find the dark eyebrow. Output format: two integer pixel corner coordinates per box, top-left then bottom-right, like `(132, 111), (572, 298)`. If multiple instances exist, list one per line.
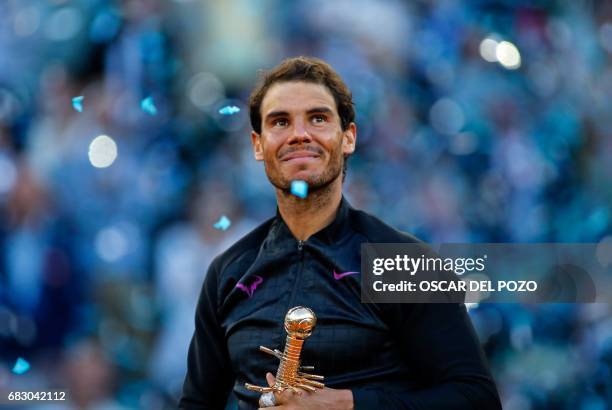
(264, 107), (334, 121)
(306, 107), (334, 116)
(264, 111), (289, 121)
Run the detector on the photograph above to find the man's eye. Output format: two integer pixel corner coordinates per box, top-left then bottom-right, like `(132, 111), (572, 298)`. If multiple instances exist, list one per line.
(273, 119), (288, 127)
(312, 115), (327, 124)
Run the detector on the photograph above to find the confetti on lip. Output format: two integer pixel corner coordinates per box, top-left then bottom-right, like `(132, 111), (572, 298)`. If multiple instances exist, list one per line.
(72, 96), (84, 112)
(213, 215), (231, 231)
(290, 180), (308, 199)
(218, 105), (241, 115)
(12, 357), (30, 375)
(140, 97), (157, 115)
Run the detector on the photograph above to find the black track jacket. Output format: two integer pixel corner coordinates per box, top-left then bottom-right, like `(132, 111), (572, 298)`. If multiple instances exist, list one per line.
(180, 197), (501, 409)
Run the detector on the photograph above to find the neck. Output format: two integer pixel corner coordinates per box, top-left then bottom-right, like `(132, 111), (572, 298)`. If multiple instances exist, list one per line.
(276, 176), (343, 241)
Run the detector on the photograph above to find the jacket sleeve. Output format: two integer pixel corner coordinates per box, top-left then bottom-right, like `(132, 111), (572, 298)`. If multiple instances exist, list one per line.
(351, 303), (502, 410)
(179, 258), (235, 409)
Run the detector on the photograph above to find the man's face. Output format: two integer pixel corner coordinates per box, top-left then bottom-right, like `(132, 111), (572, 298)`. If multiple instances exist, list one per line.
(251, 81), (356, 192)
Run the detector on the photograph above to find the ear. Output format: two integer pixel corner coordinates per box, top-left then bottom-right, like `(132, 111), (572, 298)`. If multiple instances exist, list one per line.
(251, 131), (264, 161)
(342, 122), (357, 156)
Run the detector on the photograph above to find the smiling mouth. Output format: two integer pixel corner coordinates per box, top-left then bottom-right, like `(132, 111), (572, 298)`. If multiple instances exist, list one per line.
(281, 152), (320, 162)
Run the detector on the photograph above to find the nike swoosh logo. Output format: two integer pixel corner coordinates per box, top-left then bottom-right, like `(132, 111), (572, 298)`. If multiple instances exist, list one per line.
(236, 275), (264, 297)
(333, 270), (359, 280)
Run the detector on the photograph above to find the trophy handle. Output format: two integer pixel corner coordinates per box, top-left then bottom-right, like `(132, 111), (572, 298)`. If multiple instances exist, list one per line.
(244, 383), (273, 394)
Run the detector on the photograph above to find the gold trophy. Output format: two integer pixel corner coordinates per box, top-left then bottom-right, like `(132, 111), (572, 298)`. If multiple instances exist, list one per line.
(245, 306), (325, 407)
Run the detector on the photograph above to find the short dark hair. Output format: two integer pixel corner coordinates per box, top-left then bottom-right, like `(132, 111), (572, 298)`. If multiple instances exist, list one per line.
(248, 56), (355, 135)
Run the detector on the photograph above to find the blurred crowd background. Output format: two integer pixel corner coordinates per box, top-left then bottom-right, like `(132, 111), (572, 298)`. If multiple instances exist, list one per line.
(0, 0), (611, 409)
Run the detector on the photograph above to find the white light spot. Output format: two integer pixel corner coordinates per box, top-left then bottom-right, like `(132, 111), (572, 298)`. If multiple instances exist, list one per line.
(479, 38), (499, 62)
(496, 41), (521, 69)
(88, 135), (118, 168)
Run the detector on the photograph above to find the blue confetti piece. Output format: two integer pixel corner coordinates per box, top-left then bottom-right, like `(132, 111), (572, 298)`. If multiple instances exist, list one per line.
(218, 105), (240, 115)
(290, 180), (308, 199)
(72, 96), (84, 113)
(213, 215), (231, 231)
(141, 97), (157, 115)
(12, 357), (30, 375)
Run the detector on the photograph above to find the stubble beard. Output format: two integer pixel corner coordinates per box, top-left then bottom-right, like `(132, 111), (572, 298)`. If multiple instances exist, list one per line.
(265, 146), (344, 195)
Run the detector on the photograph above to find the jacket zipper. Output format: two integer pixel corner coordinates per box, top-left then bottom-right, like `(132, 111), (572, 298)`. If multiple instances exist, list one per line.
(288, 240), (305, 308)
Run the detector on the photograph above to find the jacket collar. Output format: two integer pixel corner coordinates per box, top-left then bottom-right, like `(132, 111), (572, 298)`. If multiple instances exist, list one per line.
(270, 196), (352, 246)
(235, 196), (352, 287)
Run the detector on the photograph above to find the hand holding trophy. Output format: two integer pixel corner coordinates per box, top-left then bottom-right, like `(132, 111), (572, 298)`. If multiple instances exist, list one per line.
(245, 306), (325, 407)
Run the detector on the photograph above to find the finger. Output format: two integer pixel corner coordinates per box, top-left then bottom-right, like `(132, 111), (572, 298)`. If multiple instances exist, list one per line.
(274, 388), (291, 405)
(274, 386), (303, 405)
(266, 372), (276, 387)
(278, 386), (312, 405)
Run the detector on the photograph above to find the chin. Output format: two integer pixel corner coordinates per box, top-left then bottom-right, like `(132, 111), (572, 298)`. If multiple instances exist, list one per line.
(286, 170), (323, 183)
(280, 164), (319, 180)
(291, 171), (317, 180)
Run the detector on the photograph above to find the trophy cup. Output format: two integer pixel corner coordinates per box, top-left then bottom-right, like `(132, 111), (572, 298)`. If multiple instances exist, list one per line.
(245, 306), (325, 407)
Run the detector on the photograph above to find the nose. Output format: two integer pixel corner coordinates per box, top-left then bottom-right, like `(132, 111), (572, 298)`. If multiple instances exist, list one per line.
(287, 118), (312, 145)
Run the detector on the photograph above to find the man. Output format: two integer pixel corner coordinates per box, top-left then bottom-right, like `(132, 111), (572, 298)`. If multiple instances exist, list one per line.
(180, 56), (501, 409)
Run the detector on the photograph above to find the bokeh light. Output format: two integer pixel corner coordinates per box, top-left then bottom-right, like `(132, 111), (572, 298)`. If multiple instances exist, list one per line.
(479, 37), (499, 62)
(429, 98), (465, 135)
(43, 7), (83, 42)
(13, 6), (40, 37)
(88, 135), (118, 168)
(496, 41), (521, 69)
(95, 226), (129, 262)
(188, 72), (225, 110)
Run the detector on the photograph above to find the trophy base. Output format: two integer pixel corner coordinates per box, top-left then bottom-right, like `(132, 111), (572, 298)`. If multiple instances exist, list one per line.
(259, 392), (276, 407)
